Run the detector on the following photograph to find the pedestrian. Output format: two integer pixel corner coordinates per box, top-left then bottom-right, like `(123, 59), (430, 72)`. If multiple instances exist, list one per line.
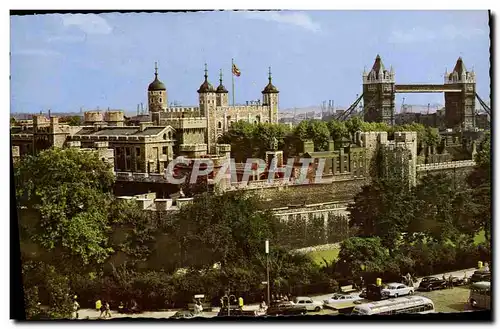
(288, 293), (292, 302)
(238, 296), (244, 310)
(72, 296), (80, 320)
(283, 294), (288, 302)
(259, 300), (267, 312)
(220, 297), (224, 308)
(118, 301), (125, 313)
(95, 299), (102, 318)
(104, 301), (112, 318)
(448, 276), (454, 289)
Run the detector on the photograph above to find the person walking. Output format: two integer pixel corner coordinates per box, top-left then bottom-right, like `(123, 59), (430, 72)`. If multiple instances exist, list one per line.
(238, 296), (244, 310)
(95, 299), (102, 318)
(72, 296), (80, 319)
(448, 275), (454, 289)
(104, 301), (112, 318)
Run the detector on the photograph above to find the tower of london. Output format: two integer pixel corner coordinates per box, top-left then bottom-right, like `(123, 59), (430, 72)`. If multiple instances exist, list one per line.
(148, 63), (279, 156)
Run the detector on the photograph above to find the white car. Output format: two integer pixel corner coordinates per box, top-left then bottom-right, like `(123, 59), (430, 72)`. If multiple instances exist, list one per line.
(381, 283), (414, 298)
(292, 297), (324, 312)
(323, 293), (363, 306)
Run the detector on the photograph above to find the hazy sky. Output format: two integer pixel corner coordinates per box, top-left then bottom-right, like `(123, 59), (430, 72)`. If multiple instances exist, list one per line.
(10, 10), (490, 113)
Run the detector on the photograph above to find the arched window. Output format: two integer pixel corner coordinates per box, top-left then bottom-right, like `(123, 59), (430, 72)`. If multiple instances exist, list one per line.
(163, 133), (167, 140)
(218, 121), (222, 129)
(168, 131), (172, 139)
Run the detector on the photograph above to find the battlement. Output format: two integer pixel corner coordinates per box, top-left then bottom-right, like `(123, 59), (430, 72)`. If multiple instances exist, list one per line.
(179, 144), (208, 152)
(104, 110), (125, 123)
(164, 117), (207, 129)
(84, 111), (104, 123)
(165, 106), (199, 113)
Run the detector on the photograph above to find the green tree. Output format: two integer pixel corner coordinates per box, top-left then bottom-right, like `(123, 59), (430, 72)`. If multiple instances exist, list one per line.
(293, 120), (330, 151)
(348, 178), (414, 254)
(66, 116), (83, 126)
(15, 147), (116, 268)
(466, 132), (492, 245)
(327, 120), (348, 141)
(345, 117), (363, 140)
(408, 173), (459, 243)
(336, 237), (389, 279)
(171, 192), (282, 269)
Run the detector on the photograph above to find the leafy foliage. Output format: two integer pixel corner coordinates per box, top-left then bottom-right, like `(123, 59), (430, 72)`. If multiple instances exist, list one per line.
(171, 191), (280, 268)
(15, 147), (116, 266)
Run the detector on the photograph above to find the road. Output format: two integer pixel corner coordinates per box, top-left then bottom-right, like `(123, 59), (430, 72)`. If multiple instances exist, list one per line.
(75, 267), (481, 319)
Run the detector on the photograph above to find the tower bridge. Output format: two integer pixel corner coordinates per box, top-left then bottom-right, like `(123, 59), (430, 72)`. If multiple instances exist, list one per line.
(336, 55), (489, 130)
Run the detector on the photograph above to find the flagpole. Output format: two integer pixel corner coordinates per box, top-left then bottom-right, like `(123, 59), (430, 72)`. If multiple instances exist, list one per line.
(232, 58), (235, 107)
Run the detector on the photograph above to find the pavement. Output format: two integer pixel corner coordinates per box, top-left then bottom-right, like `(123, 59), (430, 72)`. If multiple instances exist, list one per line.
(74, 267), (481, 319)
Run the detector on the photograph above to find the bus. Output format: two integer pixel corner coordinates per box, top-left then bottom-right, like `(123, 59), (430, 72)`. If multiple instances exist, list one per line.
(469, 281), (490, 310)
(351, 296), (435, 315)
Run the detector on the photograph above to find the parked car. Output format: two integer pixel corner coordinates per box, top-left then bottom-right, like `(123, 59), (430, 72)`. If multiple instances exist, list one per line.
(170, 310), (196, 319)
(381, 283), (415, 298)
(266, 301), (307, 316)
(365, 284), (389, 301)
(470, 270), (491, 283)
(323, 293), (363, 307)
(292, 296), (323, 312)
(418, 277), (447, 291)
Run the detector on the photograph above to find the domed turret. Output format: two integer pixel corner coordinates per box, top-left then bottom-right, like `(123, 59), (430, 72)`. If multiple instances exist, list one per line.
(148, 62), (166, 91)
(197, 64), (215, 93)
(148, 62), (167, 112)
(262, 67), (279, 94)
(216, 69), (228, 93)
(215, 69), (229, 107)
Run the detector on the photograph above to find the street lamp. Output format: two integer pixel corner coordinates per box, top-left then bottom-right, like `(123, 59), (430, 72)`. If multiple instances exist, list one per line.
(266, 240), (270, 307)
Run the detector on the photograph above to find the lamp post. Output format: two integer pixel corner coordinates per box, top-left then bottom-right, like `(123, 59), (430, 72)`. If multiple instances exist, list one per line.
(266, 240), (270, 307)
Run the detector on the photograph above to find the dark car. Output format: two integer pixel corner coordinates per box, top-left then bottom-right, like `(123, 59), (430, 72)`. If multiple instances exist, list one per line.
(418, 277), (447, 291)
(266, 301), (307, 316)
(365, 284), (389, 301)
(470, 270), (491, 283)
(170, 310), (196, 319)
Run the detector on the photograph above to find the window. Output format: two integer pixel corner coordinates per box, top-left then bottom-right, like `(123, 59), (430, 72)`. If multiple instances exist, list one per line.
(159, 98), (162, 102)
(136, 147), (141, 156)
(126, 148), (131, 156)
(163, 146), (168, 155)
(168, 131), (172, 139)
(163, 133), (167, 140)
(218, 121), (222, 129)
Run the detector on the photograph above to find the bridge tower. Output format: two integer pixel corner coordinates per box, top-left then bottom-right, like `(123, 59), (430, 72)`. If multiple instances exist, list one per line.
(362, 55), (396, 125)
(444, 57), (476, 130)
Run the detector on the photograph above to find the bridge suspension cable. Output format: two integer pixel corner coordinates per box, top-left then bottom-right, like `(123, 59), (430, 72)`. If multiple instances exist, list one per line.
(335, 93), (364, 121)
(475, 93), (491, 116)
